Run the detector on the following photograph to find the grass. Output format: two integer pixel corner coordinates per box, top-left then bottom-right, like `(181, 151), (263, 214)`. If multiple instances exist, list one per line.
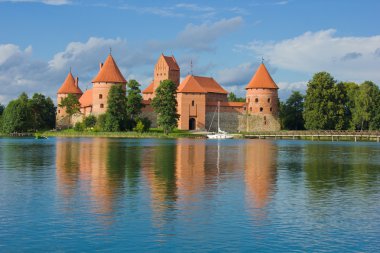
(39, 128), (206, 139)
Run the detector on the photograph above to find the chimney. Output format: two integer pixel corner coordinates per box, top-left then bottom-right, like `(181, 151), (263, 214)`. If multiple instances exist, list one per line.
(75, 77), (79, 87)
(99, 63), (103, 70)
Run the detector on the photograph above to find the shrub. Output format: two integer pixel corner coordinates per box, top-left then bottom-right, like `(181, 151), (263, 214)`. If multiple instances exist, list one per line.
(74, 122), (84, 131)
(133, 117), (151, 133)
(95, 114), (107, 131)
(84, 115), (97, 128)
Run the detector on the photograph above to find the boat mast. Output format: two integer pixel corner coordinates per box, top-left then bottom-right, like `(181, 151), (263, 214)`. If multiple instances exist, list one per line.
(218, 101), (220, 132)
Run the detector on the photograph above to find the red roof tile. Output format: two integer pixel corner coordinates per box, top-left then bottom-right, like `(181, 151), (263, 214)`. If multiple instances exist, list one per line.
(57, 72), (83, 94)
(79, 89), (93, 107)
(142, 81), (154, 94)
(177, 75), (228, 94)
(163, 55), (180, 71)
(245, 63), (279, 89)
(92, 54), (127, 83)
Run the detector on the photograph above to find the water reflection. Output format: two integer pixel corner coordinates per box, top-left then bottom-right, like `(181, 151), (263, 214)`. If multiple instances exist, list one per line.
(56, 138), (281, 226)
(56, 138), (126, 224)
(244, 140), (277, 212)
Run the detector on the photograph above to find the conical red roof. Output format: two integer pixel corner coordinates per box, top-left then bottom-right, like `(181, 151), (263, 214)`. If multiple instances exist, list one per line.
(57, 72), (83, 94)
(92, 54), (127, 83)
(245, 63), (278, 89)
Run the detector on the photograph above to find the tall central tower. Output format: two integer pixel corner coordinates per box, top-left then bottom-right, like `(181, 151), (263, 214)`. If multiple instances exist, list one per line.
(142, 54), (180, 100)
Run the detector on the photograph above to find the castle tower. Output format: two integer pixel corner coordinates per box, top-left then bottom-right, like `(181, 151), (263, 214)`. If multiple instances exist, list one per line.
(245, 63), (279, 117)
(57, 71), (83, 120)
(91, 54), (127, 116)
(142, 54), (180, 100)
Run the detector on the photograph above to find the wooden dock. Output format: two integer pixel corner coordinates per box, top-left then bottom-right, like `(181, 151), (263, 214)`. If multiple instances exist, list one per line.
(244, 130), (380, 142)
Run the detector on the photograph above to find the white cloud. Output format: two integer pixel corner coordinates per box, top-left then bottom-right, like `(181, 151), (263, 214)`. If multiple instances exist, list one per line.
(216, 62), (259, 86)
(239, 29), (380, 83)
(0, 0), (71, 5)
(174, 16), (243, 51)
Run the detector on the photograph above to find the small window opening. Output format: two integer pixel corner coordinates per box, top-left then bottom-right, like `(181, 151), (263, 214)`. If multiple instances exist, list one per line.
(99, 94), (103, 99)
(255, 98), (259, 103)
(192, 100), (195, 106)
(100, 104), (104, 108)
(260, 107), (263, 112)
(270, 107), (273, 112)
(268, 98), (271, 103)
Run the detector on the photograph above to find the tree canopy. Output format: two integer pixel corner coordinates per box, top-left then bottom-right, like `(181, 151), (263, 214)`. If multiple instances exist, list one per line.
(351, 81), (380, 130)
(29, 93), (56, 131)
(280, 91), (305, 130)
(105, 84), (127, 131)
(126, 79), (144, 128)
(228, 92), (245, 102)
(59, 94), (80, 117)
(1, 93), (56, 133)
(303, 72), (348, 130)
(152, 80), (179, 134)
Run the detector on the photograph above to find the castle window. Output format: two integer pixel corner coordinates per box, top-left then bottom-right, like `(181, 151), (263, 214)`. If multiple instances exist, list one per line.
(268, 98), (271, 103)
(255, 98), (259, 103)
(100, 104), (104, 108)
(58, 110), (60, 113)
(99, 94), (103, 99)
(260, 107), (263, 112)
(250, 107), (252, 112)
(264, 116), (267, 125)
(270, 107), (272, 112)
(192, 100), (195, 106)
(248, 98), (250, 103)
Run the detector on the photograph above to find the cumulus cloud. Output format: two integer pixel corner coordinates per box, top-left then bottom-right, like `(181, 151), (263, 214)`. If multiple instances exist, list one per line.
(174, 16), (243, 51)
(238, 29), (380, 83)
(0, 16), (244, 104)
(216, 62), (259, 86)
(0, 0), (71, 5)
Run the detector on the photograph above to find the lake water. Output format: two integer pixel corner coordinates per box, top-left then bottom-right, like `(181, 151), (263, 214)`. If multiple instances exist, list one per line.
(0, 137), (379, 252)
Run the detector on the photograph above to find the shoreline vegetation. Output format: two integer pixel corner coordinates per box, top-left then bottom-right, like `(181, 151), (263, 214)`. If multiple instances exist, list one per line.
(2, 130), (380, 142)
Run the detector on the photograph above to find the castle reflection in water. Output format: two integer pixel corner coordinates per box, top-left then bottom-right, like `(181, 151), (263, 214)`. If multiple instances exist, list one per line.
(55, 138), (277, 225)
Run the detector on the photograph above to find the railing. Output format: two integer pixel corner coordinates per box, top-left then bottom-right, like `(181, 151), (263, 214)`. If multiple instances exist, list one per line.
(244, 130), (380, 142)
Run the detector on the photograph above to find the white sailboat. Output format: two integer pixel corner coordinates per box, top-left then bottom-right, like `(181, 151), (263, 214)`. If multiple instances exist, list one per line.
(207, 101), (234, 139)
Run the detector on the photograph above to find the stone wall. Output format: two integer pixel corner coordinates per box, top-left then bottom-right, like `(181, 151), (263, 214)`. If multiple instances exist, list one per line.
(206, 111), (240, 132)
(238, 114), (280, 132)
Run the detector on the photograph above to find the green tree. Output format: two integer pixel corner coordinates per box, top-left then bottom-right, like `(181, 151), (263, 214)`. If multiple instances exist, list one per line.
(29, 93), (56, 131)
(1, 93), (31, 133)
(59, 94), (80, 123)
(303, 72), (348, 130)
(152, 80), (179, 134)
(105, 84), (127, 131)
(126, 79), (144, 129)
(0, 103), (4, 115)
(0, 103), (4, 131)
(351, 81), (380, 130)
(228, 92), (245, 102)
(280, 91), (305, 130)
(343, 82), (359, 129)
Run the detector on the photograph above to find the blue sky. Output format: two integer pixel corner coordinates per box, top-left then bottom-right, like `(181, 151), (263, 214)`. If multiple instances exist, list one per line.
(0, 0), (379, 104)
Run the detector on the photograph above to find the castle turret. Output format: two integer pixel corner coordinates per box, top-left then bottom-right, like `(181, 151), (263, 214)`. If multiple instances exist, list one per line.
(245, 63), (279, 117)
(91, 54), (127, 116)
(57, 71), (83, 120)
(142, 54), (180, 100)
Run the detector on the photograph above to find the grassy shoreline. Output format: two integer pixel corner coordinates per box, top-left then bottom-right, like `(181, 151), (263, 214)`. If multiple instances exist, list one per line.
(38, 129), (206, 139)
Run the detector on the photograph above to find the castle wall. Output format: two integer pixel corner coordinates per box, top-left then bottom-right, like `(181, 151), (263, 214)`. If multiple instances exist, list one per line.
(177, 93), (206, 130)
(56, 93), (82, 121)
